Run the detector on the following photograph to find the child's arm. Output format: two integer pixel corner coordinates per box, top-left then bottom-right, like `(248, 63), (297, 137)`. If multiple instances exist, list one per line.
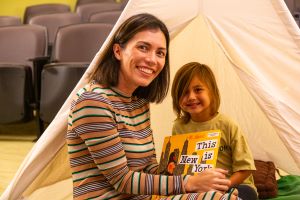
(229, 170), (253, 187)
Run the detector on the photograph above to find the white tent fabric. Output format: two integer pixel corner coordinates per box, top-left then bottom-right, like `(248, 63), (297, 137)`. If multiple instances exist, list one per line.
(1, 0), (300, 199)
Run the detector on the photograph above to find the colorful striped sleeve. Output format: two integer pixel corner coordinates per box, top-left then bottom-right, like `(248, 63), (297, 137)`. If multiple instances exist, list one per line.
(70, 91), (187, 196)
(143, 154), (159, 174)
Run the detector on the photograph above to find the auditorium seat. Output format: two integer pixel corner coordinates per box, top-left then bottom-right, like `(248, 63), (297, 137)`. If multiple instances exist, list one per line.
(76, 2), (121, 22)
(29, 13), (81, 56)
(0, 65), (33, 124)
(75, 0), (116, 10)
(38, 23), (113, 131)
(0, 25), (47, 129)
(89, 10), (121, 24)
(0, 16), (22, 26)
(51, 23), (113, 62)
(39, 63), (88, 125)
(24, 3), (71, 24)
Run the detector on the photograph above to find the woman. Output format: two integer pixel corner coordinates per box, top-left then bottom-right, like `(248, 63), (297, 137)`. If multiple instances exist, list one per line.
(66, 13), (238, 200)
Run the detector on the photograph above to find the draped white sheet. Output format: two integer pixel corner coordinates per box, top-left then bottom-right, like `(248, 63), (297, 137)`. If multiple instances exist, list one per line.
(1, 0), (300, 199)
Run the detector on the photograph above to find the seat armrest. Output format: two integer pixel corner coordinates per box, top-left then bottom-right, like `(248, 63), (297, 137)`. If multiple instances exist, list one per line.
(29, 56), (51, 105)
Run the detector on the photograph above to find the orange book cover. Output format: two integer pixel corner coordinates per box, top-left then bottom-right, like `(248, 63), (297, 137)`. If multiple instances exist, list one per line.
(158, 129), (221, 176)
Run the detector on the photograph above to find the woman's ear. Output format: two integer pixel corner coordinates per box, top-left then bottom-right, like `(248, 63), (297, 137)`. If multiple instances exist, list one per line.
(113, 43), (122, 60)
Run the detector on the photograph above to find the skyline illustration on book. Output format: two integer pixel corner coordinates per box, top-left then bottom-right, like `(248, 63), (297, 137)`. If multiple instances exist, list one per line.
(158, 130), (221, 176)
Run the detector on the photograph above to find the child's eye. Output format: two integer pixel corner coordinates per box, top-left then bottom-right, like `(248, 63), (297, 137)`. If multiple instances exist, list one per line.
(183, 90), (190, 96)
(195, 88), (203, 93)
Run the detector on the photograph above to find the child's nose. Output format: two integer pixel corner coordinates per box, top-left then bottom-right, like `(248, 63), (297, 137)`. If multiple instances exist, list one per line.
(188, 92), (196, 100)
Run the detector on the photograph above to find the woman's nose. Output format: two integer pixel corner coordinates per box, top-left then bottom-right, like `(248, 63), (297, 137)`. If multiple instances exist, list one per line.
(145, 52), (156, 65)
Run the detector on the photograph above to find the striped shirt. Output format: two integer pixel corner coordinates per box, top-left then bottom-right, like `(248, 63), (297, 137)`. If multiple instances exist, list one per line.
(66, 82), (190, 199)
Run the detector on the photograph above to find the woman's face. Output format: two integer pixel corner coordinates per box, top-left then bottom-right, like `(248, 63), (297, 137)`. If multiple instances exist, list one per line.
(113, 28), (167, 95)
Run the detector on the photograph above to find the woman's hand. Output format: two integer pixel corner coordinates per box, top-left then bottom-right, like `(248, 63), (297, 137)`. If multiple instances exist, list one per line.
(185, 168), (231, 193)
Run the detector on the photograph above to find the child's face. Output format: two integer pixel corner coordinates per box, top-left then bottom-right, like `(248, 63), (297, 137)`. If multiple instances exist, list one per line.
(179, 75), (212, 122)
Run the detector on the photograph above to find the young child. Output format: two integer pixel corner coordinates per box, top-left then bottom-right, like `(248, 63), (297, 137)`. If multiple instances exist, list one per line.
(171, 62), (258, 200)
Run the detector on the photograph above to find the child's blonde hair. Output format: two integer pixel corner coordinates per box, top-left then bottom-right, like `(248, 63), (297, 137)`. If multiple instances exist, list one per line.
(171, 62), (220, 123)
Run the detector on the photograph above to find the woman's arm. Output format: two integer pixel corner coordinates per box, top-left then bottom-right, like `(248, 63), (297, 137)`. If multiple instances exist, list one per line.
(185, 168), (231, 193)
(71, 92), (186, 196)
(143, 154), (159, 174)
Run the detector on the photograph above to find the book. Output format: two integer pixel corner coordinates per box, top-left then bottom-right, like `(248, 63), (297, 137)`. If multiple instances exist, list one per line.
(157, 129), (221, 176)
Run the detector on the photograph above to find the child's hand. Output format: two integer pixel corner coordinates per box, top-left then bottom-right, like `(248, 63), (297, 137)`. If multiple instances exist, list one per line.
(185, 168), (231, 193)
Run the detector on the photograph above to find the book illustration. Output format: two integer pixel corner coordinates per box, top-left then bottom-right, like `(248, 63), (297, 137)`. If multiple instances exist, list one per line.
(158, 130), (221, 175)
(166, 151), (177, 175)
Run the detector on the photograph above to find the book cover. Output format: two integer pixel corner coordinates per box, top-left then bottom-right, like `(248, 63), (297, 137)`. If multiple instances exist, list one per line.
(157, 129), (221, 176)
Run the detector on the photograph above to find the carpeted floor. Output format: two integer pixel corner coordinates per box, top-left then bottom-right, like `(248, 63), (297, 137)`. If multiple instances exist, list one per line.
(0, 120), (38, 141)
(0, 120), (37, 194)
(0, 140), (35, 194)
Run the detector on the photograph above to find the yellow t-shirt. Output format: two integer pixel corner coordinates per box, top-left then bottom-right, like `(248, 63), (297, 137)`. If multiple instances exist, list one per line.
(172, 113), (257, 191)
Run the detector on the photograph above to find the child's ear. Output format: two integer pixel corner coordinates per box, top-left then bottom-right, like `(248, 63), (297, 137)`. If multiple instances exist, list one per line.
(113, 43), (122, 60)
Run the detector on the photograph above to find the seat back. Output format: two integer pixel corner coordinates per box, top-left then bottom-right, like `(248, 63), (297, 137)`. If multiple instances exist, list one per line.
(89, 10), (121, 24)
(0, 25), (47, 68)
(29, 13), (81, 46)
(40, 63), (88, 123)
(24, 3), (71, 24)
(75, 0), (116, 10)
(52, 23), (113, 62)
(0, 16), (22, 27)
(0, 65), (33, 123)
(76, 3), (121, 22)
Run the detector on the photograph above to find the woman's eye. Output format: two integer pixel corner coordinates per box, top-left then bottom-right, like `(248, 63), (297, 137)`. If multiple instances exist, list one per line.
(138, 45), (147, 51)
(157, 51), (166, 58)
